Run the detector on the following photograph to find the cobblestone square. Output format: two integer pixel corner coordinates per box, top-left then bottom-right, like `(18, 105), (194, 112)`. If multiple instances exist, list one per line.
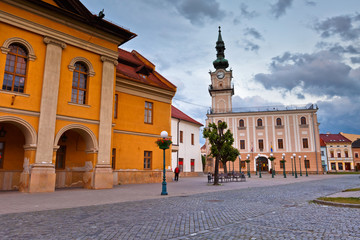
(1, 175), (359, 239)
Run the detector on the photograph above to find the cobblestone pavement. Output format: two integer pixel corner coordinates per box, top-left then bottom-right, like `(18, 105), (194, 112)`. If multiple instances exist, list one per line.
(1, 176), (359, 240)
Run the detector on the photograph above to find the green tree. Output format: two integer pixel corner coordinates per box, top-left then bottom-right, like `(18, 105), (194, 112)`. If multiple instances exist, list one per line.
(203, 121), (236, 185)
(221, 144), (240, 173)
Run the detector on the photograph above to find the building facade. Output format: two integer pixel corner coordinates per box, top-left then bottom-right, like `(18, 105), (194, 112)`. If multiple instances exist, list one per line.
(205, 27), (322, 174)
(171, 106), (203, 176)
(0, 0), (176, 192)
(320, 138), (328, 172)
(351, 139), (360, 170)
(320, 134), (353, 171)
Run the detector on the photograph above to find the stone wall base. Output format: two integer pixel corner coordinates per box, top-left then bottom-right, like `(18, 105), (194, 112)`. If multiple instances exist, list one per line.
(28, 164), (56, 193)
(179, 172), (205, 177)
(93, 165), (113, 189)
(114, 170), (173, 185)
(0, 170), (21, 191)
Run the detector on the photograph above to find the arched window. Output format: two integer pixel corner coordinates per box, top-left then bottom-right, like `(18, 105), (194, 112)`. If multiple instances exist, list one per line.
(276, 118), (282, 126)
(71, 62), (88, 104)
(300, 117), (306, 125)
(239, 119), (245, 127)
(257, 118), (263, 127)
(2, 44), (28, 93)
(218, 120), (222, 125)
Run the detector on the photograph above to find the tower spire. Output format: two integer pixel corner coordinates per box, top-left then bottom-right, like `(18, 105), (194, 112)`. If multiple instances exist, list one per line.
(213, 26), (229, 70)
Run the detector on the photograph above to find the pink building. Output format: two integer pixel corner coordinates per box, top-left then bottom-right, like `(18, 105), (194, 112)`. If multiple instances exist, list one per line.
(205, 27), (322, 174)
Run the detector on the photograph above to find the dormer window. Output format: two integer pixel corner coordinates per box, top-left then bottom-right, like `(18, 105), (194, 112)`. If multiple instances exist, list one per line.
(139, 73), (147, 79)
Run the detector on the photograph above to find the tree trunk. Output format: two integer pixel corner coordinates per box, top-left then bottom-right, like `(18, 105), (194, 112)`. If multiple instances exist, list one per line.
(214, 156), (220, 185)
(223, 161), (228, 173)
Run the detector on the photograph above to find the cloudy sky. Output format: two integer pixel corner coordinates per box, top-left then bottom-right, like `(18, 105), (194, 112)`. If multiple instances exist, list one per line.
(82, 0), (360, 142)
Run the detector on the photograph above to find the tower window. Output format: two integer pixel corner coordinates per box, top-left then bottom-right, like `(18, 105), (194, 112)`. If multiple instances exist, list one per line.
(257, 118), (263, 127)
(239, 119), (245, 127)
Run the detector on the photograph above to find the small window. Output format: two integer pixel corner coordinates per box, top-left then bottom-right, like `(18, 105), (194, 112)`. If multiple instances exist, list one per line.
(239, 119), (245, 127)
(191, 159), (195, 172)
(144, 151), (152, 169)
(241, 161), (246, 168)
(179, 158), (183, 172)
(278, 139), (283, 149)
(55, 145), (66, 169)
(355, 152), (359, 158)
(114, 94), (118, 119)
(338, 162), (343, 170)
(300, 117), (307, 125)
(321, 151), (324, 156)
(330, 151), (334, 158)
(337, 151), (341, 158)
(180, 131), (183, 143)
(344, 150), (349, 158)
(0, 142), (5, 168)
(112, 148), (116, 169)
(331, 162), (336, 170)
(71, 62), (88, 104)
(257, 118), (263, 127)
(240, 140), (245, 149)
(280, 160), (284, 169)
(139, 73), (147, 79)
(303, 138), (309, 148)
(2, 44), (28, 93)
(276, 118), (282, 126)
(304, 159), (310, 169)
(144, 101), (153, 124)
(258, 139), (264, 150)
(191, 133), (194, 145)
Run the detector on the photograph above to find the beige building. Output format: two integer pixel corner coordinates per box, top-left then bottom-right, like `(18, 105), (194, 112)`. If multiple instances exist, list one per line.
(205, 27), (322, 174)
(320, 134), (353, 171)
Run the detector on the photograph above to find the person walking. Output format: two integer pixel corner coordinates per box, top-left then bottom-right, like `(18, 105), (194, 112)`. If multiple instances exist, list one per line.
(174, 166), (180, 181)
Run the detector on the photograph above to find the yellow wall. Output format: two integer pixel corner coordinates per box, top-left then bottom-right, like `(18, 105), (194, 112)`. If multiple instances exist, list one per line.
(113, 91), (172, 170)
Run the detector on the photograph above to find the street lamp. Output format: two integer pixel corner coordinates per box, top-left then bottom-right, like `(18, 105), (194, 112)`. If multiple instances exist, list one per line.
(299, 155), (302, 176)
(282, 153), (286, 178)
(246, 154), (251, 178)
(293, 153), (298, 178)
(258, 154), (262, 178)
(269, 153), (275, 178)
(291, 156), (294, 176)
(160, 131), (169, 195)
(304, 155), (308, 177)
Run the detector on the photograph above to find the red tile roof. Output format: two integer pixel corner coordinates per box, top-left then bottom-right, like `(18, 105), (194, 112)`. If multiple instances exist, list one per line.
(320, 138), (326, 147)
(320, 133), (352, 144)
(117, 48), (176, 91)
(171, 106), (203, 126)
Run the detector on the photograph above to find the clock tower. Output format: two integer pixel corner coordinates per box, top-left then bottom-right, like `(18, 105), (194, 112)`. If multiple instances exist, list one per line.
(209, 27), (234, 114)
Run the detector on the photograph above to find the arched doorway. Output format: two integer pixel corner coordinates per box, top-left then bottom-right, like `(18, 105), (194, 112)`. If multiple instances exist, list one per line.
(54, 124), (98, 189)
(257, 156), (269, 172)
(0, 116), (37, 191)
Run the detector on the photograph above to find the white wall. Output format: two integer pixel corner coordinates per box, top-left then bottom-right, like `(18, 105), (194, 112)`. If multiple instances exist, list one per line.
(171, 118), (202, 173)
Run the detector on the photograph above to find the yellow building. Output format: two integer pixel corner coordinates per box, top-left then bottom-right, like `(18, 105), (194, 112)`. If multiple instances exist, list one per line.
(0, 0), (176, 192)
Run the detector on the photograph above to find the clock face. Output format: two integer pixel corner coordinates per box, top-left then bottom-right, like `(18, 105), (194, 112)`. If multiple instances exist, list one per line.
(217, 71), (225, 79)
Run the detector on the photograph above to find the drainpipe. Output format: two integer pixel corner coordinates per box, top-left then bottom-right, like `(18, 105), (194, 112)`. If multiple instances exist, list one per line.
(311, 111), (319, 174)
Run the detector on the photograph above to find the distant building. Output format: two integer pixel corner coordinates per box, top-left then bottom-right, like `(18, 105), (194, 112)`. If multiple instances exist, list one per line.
(205, 27), (322, 174)
(351, 139), (360, 170)
(171, 106), (203, 176)
(320, 134), (353, 171)
(340, 132), (360, 142)
(320, 138), (328, 172)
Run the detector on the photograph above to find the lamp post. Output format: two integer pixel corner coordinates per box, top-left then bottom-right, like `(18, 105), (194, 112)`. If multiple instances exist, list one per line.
(246, 154), (251, 178)
(282, 153), (286, 178)
(160, 131), (169, 195)
(258, 154), (262, 178)
(269, 153), (275, 178)
(299, 155), (302, 176)
(304, 155), (308, 177)
(293, 153), (298, 178)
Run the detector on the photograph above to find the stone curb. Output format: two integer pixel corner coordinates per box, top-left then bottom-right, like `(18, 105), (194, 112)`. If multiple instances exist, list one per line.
(313, 199), (360, 208)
